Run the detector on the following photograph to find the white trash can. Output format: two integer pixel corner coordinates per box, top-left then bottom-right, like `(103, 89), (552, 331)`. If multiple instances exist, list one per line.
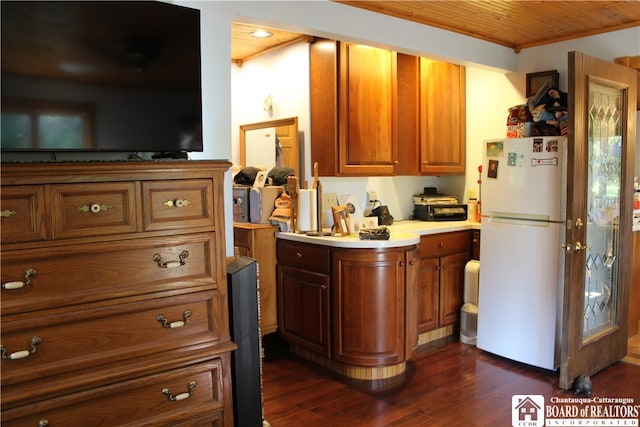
(460, 260), (480, 345)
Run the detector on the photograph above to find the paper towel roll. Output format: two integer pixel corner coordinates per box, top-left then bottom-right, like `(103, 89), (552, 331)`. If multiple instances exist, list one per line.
(297, 189), (317, 232)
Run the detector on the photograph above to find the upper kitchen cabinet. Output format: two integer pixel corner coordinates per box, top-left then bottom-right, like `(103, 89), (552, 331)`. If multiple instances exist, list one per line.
(311, 39), (466, 177)
(311, 39), (398, 176)
(418, 58), (466, 175)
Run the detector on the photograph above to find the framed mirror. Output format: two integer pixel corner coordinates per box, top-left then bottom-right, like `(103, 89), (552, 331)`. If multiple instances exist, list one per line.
(239, 117), (299, 179)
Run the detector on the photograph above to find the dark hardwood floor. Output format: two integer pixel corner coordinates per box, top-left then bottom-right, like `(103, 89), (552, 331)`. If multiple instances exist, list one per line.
(262, 335), (640, 426)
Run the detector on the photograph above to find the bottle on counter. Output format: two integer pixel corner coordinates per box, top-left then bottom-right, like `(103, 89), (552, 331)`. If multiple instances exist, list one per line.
(467, 198), (478, 223)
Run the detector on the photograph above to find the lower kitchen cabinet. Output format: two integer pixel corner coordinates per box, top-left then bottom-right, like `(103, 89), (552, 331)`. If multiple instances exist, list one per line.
(233, 223), (279, 336)
(332, 247), (418, 366)
(277, 239), (419, 373)
(277, 240), (331, 357)
(417, 231), (471, 334)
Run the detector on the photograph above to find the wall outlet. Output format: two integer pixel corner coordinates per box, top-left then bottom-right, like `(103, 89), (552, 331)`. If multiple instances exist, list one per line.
(323, 192), (338, 207)
(366, 190), (377, 203)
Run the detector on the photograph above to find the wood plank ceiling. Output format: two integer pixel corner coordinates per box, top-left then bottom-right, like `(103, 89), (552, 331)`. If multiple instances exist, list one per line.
(231, 1), (640, 62)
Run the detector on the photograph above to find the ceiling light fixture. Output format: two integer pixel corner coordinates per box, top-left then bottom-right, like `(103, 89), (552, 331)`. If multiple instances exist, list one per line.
(250, 29), (273, 38)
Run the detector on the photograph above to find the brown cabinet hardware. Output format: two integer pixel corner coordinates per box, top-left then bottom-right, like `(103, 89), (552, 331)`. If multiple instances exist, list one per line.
(153, 250), (189, 269)
(1, 336), (42, 360)
(156, 310), (192, 328)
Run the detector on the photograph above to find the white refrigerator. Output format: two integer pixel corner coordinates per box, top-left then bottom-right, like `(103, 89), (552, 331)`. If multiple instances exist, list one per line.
(477, 136), (567, 370)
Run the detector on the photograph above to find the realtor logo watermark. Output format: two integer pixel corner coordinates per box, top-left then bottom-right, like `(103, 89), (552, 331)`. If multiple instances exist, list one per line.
(512, 395), (640, 426)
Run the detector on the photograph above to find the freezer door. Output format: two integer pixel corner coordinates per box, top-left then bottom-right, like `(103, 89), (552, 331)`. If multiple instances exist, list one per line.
(482, 137), (566, 221)
(477, 219), (563, 370)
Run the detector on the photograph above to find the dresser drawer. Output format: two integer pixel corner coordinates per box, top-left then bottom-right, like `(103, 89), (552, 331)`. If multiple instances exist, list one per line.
(277, 240), (331, 274)
(0, 185), (47, 244)
(143, 179), (214, 232)
(1, 359), (226, 426)
(50, 182), (137, 239)
(419, 231), (471, 258)
(1, 291), (222, 390)
(1, 233), (218, 315)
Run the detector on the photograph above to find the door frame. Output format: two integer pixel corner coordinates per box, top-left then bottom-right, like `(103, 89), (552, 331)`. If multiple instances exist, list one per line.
(559, 51), (637, 389)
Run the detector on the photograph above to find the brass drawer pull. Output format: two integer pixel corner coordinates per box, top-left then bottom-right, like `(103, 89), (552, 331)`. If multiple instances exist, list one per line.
(157, 310), (192, 328)
(77, 203), (112, 214)
(38, 420), (49, 427)
(153, 250), (189, 268)
(0, 209), (16, 218)
(2, 268), (36, 290)
(1, 336), (42, 360)
(162, 380), (197, 401)
(163, 199), (192, 208)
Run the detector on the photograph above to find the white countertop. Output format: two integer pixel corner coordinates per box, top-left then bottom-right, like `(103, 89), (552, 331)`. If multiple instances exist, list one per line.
(276, 220), (481, 248)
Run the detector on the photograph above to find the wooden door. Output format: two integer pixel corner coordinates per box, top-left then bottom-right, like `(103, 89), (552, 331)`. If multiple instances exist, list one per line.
(439, 251), (469, 327)
(559, 51), (637, 389)
(332, 248), (406, 366)
(419, 59), (466, 175)
(277, 264), (331, 357)
(338, 43), (397, 176)
(417, 256), (439, 333)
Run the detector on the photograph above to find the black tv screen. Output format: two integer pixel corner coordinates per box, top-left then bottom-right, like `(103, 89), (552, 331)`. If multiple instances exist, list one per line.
(1, 1), (203, 154)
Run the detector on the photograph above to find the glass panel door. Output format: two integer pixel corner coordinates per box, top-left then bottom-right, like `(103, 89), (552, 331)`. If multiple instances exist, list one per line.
(583, 82), (623, 339)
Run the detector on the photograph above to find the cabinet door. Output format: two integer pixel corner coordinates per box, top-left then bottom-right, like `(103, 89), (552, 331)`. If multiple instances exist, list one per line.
(417, 256), (439, 333)
(339, 43), (397, 176)
(277, 265), (330, 357)
(234, 225), (279, 336)
(439, 252), (469, 326)
(310, 39), (338, 176)
(332, 248), (405, 366)
(419, 59), (466, 175)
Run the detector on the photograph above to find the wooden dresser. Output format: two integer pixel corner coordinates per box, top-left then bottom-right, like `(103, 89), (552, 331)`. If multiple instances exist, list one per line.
(0, 161), (236, 426)
(233, 223), (279, 336)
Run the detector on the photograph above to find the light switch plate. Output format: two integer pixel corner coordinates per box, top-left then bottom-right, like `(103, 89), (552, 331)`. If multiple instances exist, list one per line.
(323, 192), (338, 208)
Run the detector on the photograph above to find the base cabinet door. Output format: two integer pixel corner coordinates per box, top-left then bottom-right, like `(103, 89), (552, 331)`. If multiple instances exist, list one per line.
(277, 264), (331, 357)
(439, 252), (469, 326)
(233, 224), (279, 336)
(417, 257), (440, 333)
(418, 232), (471, 334)
(332, 248), (407, 366)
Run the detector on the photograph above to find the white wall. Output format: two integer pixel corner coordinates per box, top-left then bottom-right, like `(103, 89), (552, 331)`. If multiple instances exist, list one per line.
(178, 0), (639, 256)
(231, 41), (310, 173)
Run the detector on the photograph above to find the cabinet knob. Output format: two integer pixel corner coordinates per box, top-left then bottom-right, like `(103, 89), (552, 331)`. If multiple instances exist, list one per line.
(76, 203), (112, 213)
(163, 199), (192, 208)
(439, 243), (445, 248)
(296, 252), (303, 258)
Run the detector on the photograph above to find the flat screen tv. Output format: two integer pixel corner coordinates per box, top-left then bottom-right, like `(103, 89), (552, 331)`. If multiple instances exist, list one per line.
(1, 1), (203, 156)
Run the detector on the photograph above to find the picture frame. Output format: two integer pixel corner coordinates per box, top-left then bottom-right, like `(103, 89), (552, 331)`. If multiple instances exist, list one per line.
(253, 170), (268, 188)
(331, 205), (351, 236)
(526, 70), (559, 97)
